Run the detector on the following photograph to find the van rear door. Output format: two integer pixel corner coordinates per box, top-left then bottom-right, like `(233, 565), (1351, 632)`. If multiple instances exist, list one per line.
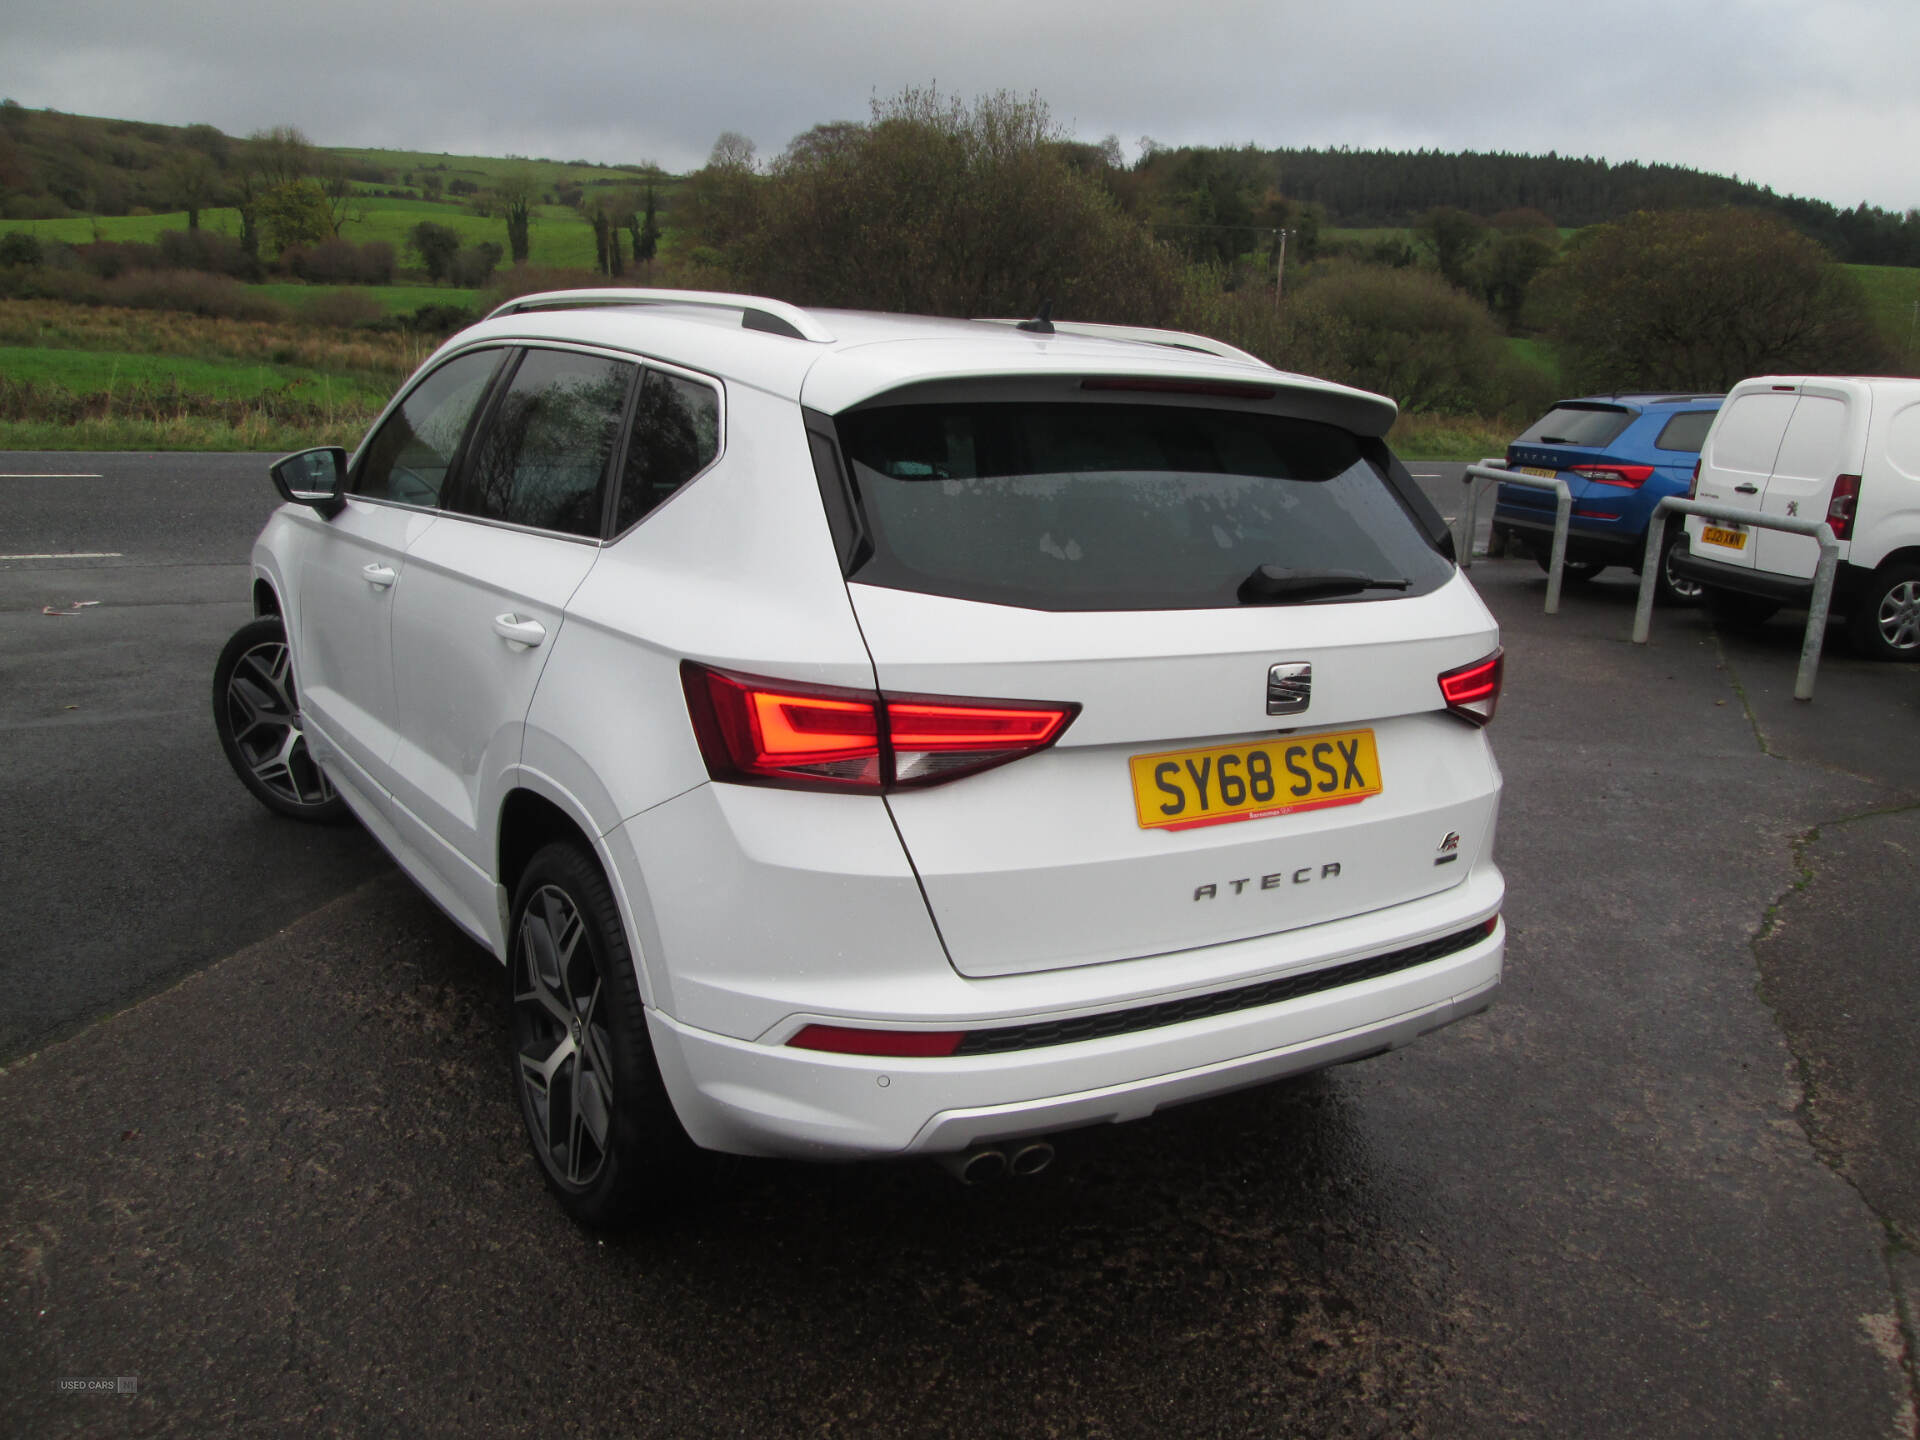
(1753, 384), (1864, 579)
(1690, 387), (1797, 570)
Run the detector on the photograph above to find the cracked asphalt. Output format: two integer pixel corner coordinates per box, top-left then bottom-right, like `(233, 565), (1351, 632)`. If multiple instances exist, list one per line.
(2, 455), (1918, 1436)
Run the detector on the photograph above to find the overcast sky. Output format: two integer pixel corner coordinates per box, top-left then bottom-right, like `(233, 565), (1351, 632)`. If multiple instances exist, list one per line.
(3, 0), (1915, 213)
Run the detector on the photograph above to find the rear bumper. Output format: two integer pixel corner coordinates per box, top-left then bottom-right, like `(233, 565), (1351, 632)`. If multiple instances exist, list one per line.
(1493, 505), (1650, 562)
(1670, 550), (1825, 605)
(645, 913), (1503, 1159)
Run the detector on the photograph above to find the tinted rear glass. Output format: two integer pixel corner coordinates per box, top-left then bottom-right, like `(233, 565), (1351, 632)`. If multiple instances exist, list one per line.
(833, 402), (1453, 612)
(1653, 410), (1717, 453)
(1516, 405), (1633, 448)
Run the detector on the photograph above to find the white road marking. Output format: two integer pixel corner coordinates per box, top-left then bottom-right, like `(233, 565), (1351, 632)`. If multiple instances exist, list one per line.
(0, 473), (106, 479)
(1411, 472), (1443, 478)
(0, 552), (123, 560)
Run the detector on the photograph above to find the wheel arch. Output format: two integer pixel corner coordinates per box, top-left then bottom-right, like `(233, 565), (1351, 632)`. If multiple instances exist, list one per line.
(252, 574), (283, 618)
(494, 778), (668, 1010)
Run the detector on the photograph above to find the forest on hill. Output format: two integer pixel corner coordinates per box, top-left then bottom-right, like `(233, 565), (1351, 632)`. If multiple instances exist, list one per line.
(3, 98), (1915, 267)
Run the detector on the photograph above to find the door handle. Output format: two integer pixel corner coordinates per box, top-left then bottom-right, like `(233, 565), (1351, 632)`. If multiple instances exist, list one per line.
(362, 563), (398, 589)
(493, 613), (547, 648)
(1733, 483), (1760, 494)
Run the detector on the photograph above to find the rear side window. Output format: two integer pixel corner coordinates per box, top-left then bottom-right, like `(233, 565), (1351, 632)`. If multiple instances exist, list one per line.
(454, 348), (635, 538)
(1653, 410), (1717, 453)
(833, 402), (1454, 612)
(354, 348), (503, 507)
(1515, 404), (1633, 449)
(614, 369), (721, 533)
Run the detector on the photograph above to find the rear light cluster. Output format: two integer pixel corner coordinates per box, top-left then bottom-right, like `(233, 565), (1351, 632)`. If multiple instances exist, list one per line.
(1569, 464), (1654, 488)
(1438, 649), (1504, 727)
(1826, 474), (1861, 542)
(682, 662), (1079, 793)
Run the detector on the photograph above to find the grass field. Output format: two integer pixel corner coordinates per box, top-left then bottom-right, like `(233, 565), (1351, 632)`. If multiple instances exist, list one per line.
(1846, 263), (1920, 357)
(1, 346), (392, 409)
(249, 283), (481, 315)
(1, 201), (609, 270)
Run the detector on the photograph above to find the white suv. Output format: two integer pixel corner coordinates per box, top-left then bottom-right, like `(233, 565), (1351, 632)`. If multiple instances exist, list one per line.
(213, 289), (1506, 1225)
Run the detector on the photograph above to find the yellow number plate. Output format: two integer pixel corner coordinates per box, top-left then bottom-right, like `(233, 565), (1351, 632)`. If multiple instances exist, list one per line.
(1130, 729), (1383, 832)
(1701, 524), (1748, 550)
(1518, 466), (1559, 479)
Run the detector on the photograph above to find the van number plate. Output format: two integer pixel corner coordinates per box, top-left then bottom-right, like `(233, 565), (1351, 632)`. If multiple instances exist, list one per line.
(1129, 729), (1382, 832)
(1701, 525), (1748, 550)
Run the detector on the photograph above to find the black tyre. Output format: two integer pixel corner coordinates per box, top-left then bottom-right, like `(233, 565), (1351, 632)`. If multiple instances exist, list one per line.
(508, 841), (703, 1228)
(1536, 553), (1605, 583)
(1654, 525), (1705, 607)
(1846, 562), (1920, 662)
(212, 616), (348, 823)
(1705, 589), (1780, 629)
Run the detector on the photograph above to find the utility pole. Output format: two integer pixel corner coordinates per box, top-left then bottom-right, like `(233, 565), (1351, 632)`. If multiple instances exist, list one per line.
(1273, 228), (1293, 310)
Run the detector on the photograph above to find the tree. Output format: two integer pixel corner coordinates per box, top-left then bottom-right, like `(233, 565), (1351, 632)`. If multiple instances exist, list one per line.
(408, 220), (462, 282)
(633, 185), (660, 274)
(257, 179), (333, 255)
(168, 151), (223, 230)
(1415, 206), (1486, 289)
(1537, 208), (1891, 391)
(727, 87), (1184, 323)
(495, 166), (538, 265)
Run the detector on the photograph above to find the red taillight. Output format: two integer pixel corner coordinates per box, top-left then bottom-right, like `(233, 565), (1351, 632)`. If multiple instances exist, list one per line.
(1438, 649), (1504, 727)
(787, 1025), (966, 1057)
(1569, 464), (1654, 487)
(681, 662), (1078, 792)
(1826, 474), (1861, 542)
(1688, 459), (1701, 500)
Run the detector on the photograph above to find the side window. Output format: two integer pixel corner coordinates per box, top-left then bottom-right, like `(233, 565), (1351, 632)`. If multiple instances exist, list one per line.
(615, 368), (721, 533)
(1654, 410), (1716, 453)
(355, 348), (503, 506)
(454, 349), (636, 538)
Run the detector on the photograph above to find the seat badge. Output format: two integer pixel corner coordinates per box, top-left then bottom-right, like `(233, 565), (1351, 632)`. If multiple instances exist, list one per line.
(1267, 662), (1312, 716)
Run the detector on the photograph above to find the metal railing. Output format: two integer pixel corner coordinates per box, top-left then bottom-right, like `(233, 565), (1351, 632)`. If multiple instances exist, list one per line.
(1632, 498), (1840, 702)
(1459, 461), (1573, 613)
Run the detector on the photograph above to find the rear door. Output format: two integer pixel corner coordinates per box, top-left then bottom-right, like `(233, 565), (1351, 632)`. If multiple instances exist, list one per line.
(1690, 387), (1798, 570)
(829, 395), (1501, 979)
(1753, 385), (1860, 579)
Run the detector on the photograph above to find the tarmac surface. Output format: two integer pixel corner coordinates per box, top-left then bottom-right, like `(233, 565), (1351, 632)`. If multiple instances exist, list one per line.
(2, 454), (1918, 1436)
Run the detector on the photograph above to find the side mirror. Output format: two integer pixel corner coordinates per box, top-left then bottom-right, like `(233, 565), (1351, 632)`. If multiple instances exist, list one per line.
(270, 446), (348, 519)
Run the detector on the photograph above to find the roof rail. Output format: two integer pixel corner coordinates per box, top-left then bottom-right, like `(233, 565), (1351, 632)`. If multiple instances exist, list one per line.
(976, 317), (1271, 369)
(484, 288), (835, 343)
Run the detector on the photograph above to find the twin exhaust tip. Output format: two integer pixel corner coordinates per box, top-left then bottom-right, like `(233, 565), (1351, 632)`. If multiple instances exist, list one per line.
(938, 1141), (1055, 1185)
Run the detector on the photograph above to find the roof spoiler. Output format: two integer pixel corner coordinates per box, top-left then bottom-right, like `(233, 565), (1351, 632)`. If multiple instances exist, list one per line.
(484, 288), (835, 343)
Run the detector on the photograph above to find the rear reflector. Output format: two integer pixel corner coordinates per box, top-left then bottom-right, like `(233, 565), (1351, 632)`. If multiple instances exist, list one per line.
(1826, 474), (1861, 542)
(788, 1025), (965, 1057)
(1438, 648), (1504, 727)
(681, 662), (1078, 792)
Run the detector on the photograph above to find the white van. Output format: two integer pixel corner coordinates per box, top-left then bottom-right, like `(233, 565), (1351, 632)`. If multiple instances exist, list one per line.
(1675, 375), (1920, 659)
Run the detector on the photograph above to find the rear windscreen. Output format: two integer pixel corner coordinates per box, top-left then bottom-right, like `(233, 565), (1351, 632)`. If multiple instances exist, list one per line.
(832, 402), (1454, 612)
(1515, 405), (1633, 449)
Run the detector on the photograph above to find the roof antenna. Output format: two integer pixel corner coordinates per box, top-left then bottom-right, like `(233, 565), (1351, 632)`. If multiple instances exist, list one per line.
(1016, 300), (1055, 336)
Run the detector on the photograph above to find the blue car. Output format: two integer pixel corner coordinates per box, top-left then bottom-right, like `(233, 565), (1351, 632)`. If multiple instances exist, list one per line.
(1493, 393), (1723, 604)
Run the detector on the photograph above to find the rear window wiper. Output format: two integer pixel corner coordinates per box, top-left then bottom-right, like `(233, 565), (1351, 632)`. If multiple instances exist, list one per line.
(1237, 565), (1412, 604)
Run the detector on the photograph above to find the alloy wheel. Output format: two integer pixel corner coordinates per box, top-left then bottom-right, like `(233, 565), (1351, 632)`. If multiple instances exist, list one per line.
(512, 884), (616, 1190)
(222, 638), (337, 809)
(1876, 580), (1920, 651)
